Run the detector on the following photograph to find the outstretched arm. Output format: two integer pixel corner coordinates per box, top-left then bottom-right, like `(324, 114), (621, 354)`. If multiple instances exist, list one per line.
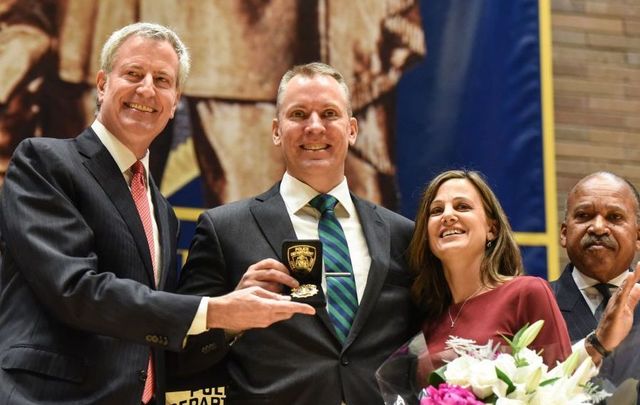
(206, 286), (314, 331)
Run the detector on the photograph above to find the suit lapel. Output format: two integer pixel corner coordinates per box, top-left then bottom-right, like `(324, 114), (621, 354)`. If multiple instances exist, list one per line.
(150, 178), (173, 290)
(249, 184), (297, 259)
(556, 264), (597, 340)
(343, 195), (389, 349)
(76, 129), (156, 286)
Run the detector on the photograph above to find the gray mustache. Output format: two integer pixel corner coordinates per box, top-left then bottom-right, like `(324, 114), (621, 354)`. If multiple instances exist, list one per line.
(581, 235), (616, 249)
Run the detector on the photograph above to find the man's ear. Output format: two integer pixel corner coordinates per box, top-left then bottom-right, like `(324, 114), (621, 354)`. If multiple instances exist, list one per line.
(272, 118), (281, 146)
(560, 222), (568, 248)
(348, 117), (358, 146)
(96, 70), (107, 104)
(170, 92), (181, 118)
(635, 222), (640, 251)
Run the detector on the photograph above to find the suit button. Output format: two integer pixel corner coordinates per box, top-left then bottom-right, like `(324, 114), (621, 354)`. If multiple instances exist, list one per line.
(341, 356), (349, 366)
(138, 369), (147, 382)
(201, 343), (217, 354)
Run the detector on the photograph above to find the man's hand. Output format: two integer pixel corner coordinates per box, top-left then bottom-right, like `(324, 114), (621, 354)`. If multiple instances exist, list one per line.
(235, 258), (299, 293)
(206, 286), (315, 331)
(590, 263), (640, 363)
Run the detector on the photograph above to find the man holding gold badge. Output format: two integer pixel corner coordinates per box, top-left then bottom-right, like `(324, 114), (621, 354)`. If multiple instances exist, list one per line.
(175, 62), (419, 405)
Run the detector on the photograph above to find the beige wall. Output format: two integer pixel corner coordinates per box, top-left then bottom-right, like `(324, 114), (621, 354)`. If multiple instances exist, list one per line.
(552, 0), (640, 267)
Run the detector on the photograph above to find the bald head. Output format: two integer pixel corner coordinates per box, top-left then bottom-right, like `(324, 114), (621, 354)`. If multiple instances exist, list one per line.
(565, 172), (640, 221)
(561, 172), (640, 282)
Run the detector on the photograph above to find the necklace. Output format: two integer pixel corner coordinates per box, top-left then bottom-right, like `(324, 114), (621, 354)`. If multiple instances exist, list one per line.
(447, 286), (484, 328)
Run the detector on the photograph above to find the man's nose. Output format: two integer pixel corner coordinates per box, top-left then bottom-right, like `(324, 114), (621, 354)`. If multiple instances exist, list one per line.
(136, 74), (155, 97)
(305, 112), (325, 133)
(588, 215), (610, 235)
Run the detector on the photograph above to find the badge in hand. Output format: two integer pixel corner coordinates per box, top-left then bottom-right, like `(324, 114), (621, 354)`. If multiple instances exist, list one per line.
(282, 240), (326, 307)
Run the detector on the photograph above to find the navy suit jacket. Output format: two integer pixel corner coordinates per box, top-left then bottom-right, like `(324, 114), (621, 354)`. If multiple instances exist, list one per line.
(175, 183), (420, 405)
(550, 263), (599, 342)
(0, 129), (203, 404)
(551, 263), (640, 392)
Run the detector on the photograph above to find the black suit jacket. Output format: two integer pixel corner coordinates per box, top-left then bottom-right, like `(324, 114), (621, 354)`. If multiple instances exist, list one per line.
(175, 184), (419, 405)
(551, 263), (640, 392)
(550, 263), (599, 342)
(0, 129), (202, 404)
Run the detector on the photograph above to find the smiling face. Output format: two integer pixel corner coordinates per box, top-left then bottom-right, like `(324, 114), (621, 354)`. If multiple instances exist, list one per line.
(272, 74), (358, 192)
(96, 35), (180, 158)
(427, 178), (496, 267)
(561, 174), (640, 282)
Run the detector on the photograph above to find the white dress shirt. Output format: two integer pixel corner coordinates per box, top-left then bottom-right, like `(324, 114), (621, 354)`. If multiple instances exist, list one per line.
(571, 266), (629, 315)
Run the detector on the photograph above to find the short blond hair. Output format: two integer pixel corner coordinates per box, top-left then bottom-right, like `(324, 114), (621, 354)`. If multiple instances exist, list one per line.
(275, 62), (352, 117)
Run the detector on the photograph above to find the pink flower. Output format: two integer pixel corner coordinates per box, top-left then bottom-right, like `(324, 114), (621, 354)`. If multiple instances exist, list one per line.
(420, 383), (484, 405)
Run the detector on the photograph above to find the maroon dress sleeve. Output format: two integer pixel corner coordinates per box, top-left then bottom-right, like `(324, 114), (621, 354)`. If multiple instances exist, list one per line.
(514, 276), (572, 366)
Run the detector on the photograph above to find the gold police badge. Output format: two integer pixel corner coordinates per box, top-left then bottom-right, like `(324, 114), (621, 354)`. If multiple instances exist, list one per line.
(282, 240), (324, 305)
(291, 284), (318, 298)
(287, 244), (317, 274)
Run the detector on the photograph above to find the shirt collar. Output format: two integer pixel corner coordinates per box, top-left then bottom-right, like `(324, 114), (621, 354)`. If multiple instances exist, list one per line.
(91, 120), (151, 178)
(280, 172), (355, 217)
(571, 265), (631, 290)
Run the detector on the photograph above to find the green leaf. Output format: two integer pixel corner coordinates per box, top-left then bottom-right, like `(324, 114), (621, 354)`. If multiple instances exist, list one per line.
(495, 366), (516, 395)
(483, 393), (498, 404)
(500, 322), (529, 354)
(428, 366), (447, 387)
(540, 377), (561, 387)
(512, 323), (529, 344)
(501, 320), (545, 363)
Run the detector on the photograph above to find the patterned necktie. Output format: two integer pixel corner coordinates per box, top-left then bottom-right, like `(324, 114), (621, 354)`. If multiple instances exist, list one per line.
(130, 161), (156, 404)
(130, 161), (157, 281)
(310, 194), (358, 343)
(593, 283), (614, 321)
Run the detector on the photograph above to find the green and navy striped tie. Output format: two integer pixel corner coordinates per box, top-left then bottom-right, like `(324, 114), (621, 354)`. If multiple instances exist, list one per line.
(310, 194), (358, 343)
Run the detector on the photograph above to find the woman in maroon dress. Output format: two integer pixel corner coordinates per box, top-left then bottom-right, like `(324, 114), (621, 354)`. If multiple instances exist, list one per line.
(407, 170), (572, 367)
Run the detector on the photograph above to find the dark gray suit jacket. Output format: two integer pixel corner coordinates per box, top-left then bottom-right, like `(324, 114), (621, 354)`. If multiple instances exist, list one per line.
(176, 184), (419, 405)
(550, 263), (599, 342)
(551, 263), (640, 396)
(0, 129), (203, 404)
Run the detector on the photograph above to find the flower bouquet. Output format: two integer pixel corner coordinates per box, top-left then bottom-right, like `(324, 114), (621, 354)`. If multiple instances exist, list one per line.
(376, 321), (620, 405)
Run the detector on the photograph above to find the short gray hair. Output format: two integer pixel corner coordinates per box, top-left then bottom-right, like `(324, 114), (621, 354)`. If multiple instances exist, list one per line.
(275, 62), (352, 116)
(100, 22), (190, 92)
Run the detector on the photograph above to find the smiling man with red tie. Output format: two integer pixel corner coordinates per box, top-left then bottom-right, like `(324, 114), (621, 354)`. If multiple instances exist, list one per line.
(0, 22), (313, 405)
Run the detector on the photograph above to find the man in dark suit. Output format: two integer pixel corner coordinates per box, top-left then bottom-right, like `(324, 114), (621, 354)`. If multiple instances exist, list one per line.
(0, 23), (313, 405)
(175, 62), (418, 404)
(551, 171), (640, 397)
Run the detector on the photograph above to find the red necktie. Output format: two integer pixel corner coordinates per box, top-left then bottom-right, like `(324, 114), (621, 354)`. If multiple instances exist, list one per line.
(130, 160), (156, 404)
(130, 161), (157, 281)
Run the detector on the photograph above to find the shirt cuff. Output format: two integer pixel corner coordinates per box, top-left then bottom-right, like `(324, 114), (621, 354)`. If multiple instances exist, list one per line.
(187, 297), (210, 336)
